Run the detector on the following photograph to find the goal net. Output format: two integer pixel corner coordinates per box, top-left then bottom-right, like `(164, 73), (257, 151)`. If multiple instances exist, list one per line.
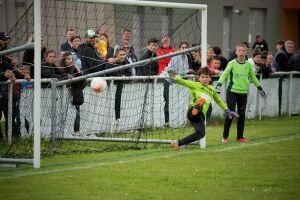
(1, 0), (208, 160)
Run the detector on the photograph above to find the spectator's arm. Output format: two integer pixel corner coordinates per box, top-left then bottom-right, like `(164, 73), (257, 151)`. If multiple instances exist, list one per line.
(84, 48), (104, 73)
(276, 54), (291, 71)
(13, 69), (25, 79)
(41, 65), (68, 79)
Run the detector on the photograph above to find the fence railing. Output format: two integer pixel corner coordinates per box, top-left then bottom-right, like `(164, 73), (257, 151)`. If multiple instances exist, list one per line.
(1, 71), (299, 141)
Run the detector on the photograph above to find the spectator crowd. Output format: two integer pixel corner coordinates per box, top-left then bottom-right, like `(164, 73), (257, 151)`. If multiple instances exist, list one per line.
(0, 28), (299, 139)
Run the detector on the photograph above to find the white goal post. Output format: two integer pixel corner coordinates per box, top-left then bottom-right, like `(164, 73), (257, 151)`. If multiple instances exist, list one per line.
(0, 0), (207, 168)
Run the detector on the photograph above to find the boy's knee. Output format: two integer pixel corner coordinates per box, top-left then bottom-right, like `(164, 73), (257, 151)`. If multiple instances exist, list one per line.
(195, 131), (205, 140)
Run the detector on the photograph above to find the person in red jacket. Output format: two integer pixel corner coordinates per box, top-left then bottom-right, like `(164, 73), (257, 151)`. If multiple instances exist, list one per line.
(157, 36), (175, 75)
(156, 36), (175, 127)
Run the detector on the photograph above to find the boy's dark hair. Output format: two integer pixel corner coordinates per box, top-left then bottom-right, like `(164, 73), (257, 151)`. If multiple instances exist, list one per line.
(122, 28), (132, 33)
(255, 34), (262, 39)
(70, 35), (81, 42)
(241, 41), (249, 48)
(212, 46), (222, 55)
(252, 50), (261, 57)
(179, 41), (189, 49)
(147, 38), (159, 45)
(212, 55), (221, 61)
(276, 39), (285, 46)
(67, 28), (74, 32)
(197, 67), (212, 77)
(115, 47), (126, 56)
(261, 51), (268, 60)
(44, 50), (56, 59)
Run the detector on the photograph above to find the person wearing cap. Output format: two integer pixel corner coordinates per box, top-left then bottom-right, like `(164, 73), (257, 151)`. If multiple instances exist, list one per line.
(0, 32), (11, 51)
(0, 32), (31, 140)
(78, 29), (104, 74)
(0, 32), (15, 81)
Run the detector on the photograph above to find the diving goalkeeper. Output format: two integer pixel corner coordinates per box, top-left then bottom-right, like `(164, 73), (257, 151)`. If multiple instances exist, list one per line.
(168, 67), (238, 151)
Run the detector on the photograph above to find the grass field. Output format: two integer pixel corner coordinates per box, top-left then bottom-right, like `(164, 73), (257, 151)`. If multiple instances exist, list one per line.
(0, 116), (300, 200)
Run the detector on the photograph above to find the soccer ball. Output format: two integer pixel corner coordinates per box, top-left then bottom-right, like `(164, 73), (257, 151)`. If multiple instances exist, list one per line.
(90, 77), (107, 93)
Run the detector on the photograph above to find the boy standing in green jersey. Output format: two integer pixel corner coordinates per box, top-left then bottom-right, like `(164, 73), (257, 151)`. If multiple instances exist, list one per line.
(168, 67), (239, 151)
(216, 43), (266, 143)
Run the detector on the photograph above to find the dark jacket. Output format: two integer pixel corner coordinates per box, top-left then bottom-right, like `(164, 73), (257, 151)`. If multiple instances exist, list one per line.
(187, 53), (201, 73)
(78, 43), (104, 74)
(107, 47), (114, 59)
(219, 56), (229, 71)
(273, 49), (294, 72)
(252, 39), (269, 52)
(293, 49), (300, 71)
(64, 67), (86, 106)
(41, 62), (68, 79)
(22, 47), (47, 78)
(0, 68), (8, 82)
(105, 60), (131, 77)
(258, 64), (272, 78)
(60, 41), (72, 52)
(137, 49), (158, 76)
(0, 52), (25, 98)
(0, 55), (24, 79)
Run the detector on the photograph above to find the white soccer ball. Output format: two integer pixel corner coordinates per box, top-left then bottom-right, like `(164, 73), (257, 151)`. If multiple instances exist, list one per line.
(90, 77), (107, 93)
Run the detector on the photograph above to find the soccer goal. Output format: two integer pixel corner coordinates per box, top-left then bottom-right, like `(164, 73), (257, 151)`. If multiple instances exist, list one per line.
(0, 0), (207, 168)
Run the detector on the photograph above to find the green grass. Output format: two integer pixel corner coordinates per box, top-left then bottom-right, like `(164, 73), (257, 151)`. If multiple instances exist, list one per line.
(0, 116), (300, 200)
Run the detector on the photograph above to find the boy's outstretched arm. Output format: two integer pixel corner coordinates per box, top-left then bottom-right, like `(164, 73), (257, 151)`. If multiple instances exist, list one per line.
(168, 70), (200, 89)
(167, 70), (176, 79)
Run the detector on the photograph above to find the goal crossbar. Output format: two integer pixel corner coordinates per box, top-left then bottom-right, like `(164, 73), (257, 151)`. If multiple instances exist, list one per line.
(66, 0), (207, 10)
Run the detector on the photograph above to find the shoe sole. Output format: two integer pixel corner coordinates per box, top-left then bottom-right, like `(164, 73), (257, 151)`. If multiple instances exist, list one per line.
(170, 143), (179, 151)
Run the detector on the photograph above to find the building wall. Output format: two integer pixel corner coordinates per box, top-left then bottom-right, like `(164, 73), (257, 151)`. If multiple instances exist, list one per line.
(281, 0), (300, 49)
(1, 0), (282, 56)
(0, 0), (32, 33)
(144, 0), (281, 55)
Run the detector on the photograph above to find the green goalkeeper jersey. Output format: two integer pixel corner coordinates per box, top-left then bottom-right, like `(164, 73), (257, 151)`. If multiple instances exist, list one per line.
(174, 76), (228, 118)
(218, 59), (261, 94)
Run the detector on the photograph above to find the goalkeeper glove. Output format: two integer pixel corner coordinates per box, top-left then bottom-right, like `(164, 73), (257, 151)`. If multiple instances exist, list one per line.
(216, 83), (222, 94)
(257, 86), (266, 98)
(226, 109), (239, 119)
(167, 70), (176, 79)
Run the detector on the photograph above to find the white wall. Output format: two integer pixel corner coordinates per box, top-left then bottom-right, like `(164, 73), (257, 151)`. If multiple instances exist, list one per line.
(19, 77), (300, 138)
